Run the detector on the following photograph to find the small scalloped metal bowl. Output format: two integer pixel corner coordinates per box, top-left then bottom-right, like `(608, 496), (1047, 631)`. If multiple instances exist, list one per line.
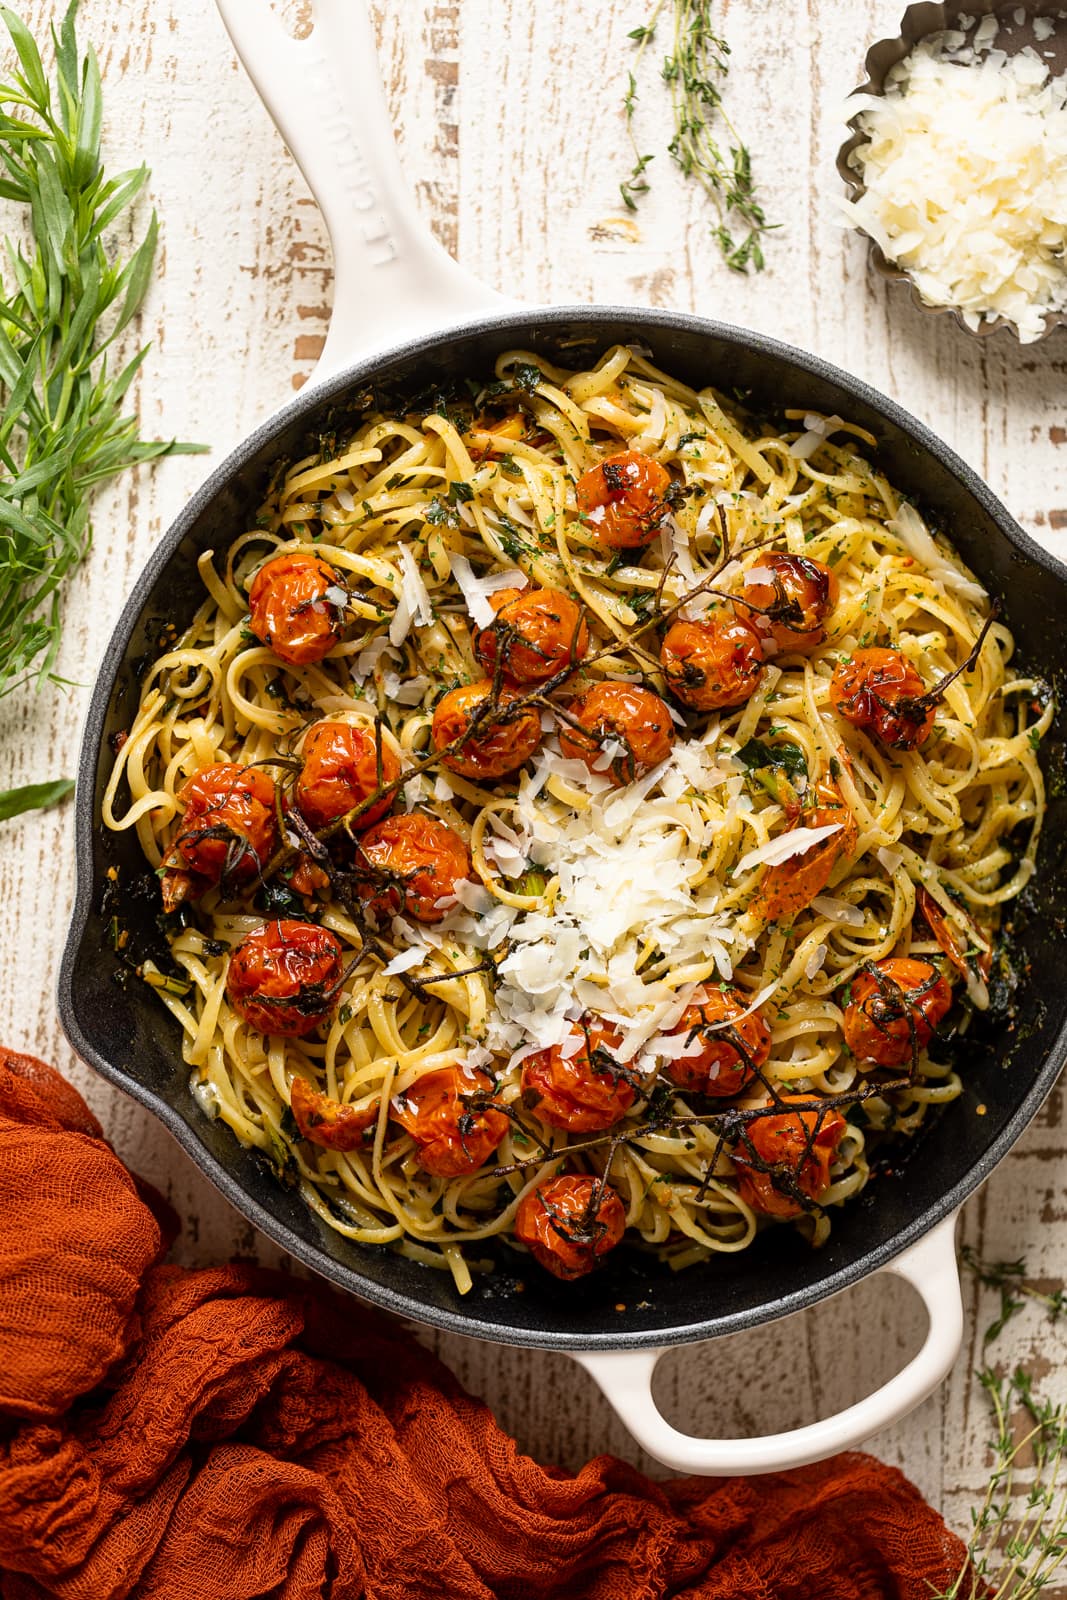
(836, 2), (1067, 343)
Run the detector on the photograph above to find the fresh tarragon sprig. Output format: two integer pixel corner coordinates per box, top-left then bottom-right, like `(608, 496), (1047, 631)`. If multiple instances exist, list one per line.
(620, 0), (776, 272)
(0, 2), (203, 714)
(935, 1249), (1067, 1598)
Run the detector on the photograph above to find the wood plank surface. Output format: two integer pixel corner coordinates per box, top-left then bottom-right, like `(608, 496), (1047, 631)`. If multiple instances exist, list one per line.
(1, 0), (1065, 1549)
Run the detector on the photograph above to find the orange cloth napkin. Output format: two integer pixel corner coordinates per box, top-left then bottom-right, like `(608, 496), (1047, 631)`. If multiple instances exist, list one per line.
(0, 1046), (974, 1599)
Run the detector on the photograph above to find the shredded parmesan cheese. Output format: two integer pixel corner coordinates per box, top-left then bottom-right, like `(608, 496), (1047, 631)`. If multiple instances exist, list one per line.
(804, 943), (828, 981)
(889, 502), (988, 603)
(733, 823), (843, 876)
(449, 553), (524, 628)
(811, 894), (865, 927)
(877, 845), (905, 875)
(389, 546), (434, 645)
(842, 31), (1067, 340)
(789, 413), (848, 460)
(433, 731), (756, 1070)
(353, 633), (396, 681)
(381, 946), (425, 977)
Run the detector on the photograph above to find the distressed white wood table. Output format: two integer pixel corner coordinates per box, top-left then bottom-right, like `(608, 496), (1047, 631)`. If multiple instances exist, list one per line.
(3, 0), (1066, 1541)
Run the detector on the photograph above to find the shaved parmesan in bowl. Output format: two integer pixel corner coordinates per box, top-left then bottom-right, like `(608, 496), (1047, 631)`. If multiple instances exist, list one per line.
(841, 27), (1067, 341)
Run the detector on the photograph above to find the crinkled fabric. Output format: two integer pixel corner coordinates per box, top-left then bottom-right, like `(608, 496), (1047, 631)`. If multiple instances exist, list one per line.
(0, 1048), (974, 1599)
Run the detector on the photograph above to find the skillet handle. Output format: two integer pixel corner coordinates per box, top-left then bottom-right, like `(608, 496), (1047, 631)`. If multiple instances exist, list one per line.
(570, 1210), (963, 1476)
(214, 0), (510, 382)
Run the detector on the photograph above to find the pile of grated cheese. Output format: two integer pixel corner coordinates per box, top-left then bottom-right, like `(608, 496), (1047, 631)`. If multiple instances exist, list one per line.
(392, 727), (839, 1084)
(841, 20), (1067, 341)
(480, 737), (744, 1070)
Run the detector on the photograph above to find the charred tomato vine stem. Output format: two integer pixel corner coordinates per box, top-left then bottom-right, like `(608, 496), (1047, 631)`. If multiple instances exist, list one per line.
(490, 1079), (908, 1185)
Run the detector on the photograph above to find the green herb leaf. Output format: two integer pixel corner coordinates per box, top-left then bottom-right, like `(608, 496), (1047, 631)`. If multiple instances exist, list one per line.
(425, 496), (460, 529)
(1, 8), (47, 107)
(512, 362), (543, 393)
(733, 738), (807, 779)
(0, 774), (73, 819)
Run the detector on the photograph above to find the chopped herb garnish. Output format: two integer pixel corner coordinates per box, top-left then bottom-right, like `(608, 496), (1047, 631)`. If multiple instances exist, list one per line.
(512, 362), (543, 392)
(426, 497), (461, 529)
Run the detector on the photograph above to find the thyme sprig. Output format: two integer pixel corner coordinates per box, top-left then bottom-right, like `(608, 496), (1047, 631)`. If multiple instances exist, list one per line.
(962, 1247), (1067, 1346)
(619, 0), (776, 272)
(936, 1251), (1067, 1599)
(620, 16), (658, 211)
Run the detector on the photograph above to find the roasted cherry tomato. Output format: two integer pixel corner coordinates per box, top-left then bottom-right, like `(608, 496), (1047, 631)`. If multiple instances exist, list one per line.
(287, 852), (331, 899)
(290, 1076), (377, 1150)
(295, 720), (400, 830)
(841, 957), (953, 1069)
(475, 585), (589, 685)
(740, 553), (839, 653)
(391, 1064), (508, 1177)
(355, 812), (472, 924)
(732, 1098), (847, 1219)
(248, 550), (346, 666)
(665, 986), (772, 1097)
(514, 1174), (627, 1280)
(521, 1021), (634, 1132)
(806, 776), (858, 854)
(431, 680), (542, 780)
(468, 411), (527, 456)
(916, 885), (992, 984)
(226, 919), (344, 1038)
(660, 612), (765, 711)
(161, 763), (278, 912)
(575, 449), (672, 551)
(748, 779), (858, 925)
(559, 681), (674, 785)
(830, 647), (935, 751)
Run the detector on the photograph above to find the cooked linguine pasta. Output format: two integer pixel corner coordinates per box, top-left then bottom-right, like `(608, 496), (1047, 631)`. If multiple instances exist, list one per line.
(104, 344), (1050, 1294)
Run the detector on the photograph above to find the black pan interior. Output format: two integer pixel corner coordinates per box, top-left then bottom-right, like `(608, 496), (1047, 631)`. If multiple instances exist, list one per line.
(59, 307), (1067, 1351)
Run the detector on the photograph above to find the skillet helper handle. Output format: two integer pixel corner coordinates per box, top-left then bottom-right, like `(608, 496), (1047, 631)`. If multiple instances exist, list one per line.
(571, 1211), (963, 1476)
(214, 0), (508, 382)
